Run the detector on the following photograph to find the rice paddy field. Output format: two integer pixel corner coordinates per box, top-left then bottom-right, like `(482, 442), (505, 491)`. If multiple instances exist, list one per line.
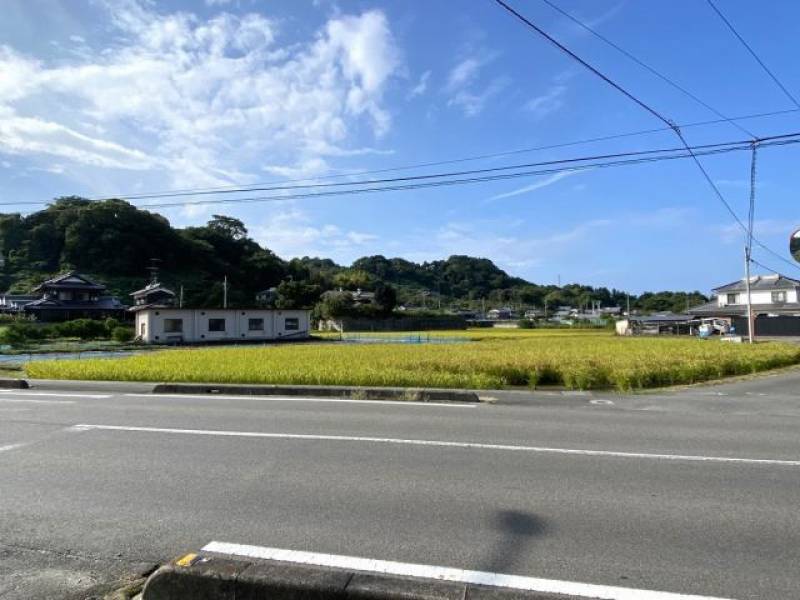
(24, 329), (800, 391)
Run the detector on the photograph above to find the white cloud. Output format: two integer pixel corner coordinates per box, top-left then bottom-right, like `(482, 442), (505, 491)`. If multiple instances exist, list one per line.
(488, 171), (577, 201)
(408, 70), (430, 99)
(0, 2), (401, 190)
(717, 219), (796, 244)
(253, 208), (379, 260)
(444, 52), (503, 117)
(524, 84), (567, 119)
(448, 77), (508, 118)
(206, 0), (234, 5)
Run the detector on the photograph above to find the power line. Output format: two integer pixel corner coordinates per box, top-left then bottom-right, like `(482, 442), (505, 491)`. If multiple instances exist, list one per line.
(493, 0), (797, 272)
(10, 136), (800, 213)
(706, 0), (800, 110)
(539, 0), (756, 138)
(74, 106), (799, 203)
(2, 134), (797, 209)
(86, 137), (780, 204)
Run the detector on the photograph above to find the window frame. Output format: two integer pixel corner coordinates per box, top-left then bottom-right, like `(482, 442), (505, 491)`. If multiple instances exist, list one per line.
(284, 317), (300, 331)
(726, 293), (738, 305)
(771, 291), (787, 304)
(208, 318), (226, 332)
(248, 318), (265, 331)
(163, 318), (183, 333)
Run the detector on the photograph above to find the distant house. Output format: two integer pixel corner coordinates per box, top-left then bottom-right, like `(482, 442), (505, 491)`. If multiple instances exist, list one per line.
(131, 307), (310, 344)
(351, 288), (375, 305)
(0, 293), (39, 314)
(24, 272), (127, 322)
(689, 274), (800, 336)
(130, 281), (177, 310)
(487, 308), (514, 320)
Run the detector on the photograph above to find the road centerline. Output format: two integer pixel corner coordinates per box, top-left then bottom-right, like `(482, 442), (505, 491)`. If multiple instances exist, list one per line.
(201, 541), (734, 600)
(70, 424), (800, 466)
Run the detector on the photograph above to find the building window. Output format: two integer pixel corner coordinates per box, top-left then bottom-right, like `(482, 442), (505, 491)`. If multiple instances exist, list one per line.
(140, 323), (146, 337)
(284, 317), (299, 331)
(164, 318), (183, 333)
(208, 318), (226, 332)
(248, 318), (264, 331)
(772, 291), (787, 303)
(726, 293), (738, 305)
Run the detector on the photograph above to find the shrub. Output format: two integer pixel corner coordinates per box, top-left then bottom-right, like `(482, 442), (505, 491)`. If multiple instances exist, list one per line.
(54, 318), (109, 340)
(111, 326), (134, 343)
(517, 319), (535, 329)
(104, 317), (121, 336)
(0, 326), (29, 347)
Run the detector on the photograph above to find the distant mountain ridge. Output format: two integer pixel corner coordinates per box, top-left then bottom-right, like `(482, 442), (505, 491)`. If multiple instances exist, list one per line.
(0, 197), (706, 313)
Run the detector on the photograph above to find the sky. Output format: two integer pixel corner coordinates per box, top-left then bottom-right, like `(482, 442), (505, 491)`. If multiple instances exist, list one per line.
(1, 0), (800, 294)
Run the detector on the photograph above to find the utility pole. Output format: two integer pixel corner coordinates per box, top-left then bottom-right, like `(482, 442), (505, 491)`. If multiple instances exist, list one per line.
(179, 285), (184, 309)
(223, 275), (228, 309)
(626, 294), (631, 316)
(744, 247), (754, 344)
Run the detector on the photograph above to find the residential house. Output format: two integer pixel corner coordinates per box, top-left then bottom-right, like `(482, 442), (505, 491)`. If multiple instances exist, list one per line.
(24, 272), (127, 322)
(0, 293), (39, 314)
(487, 307), (515, 320)
(689, 274), (800, 336)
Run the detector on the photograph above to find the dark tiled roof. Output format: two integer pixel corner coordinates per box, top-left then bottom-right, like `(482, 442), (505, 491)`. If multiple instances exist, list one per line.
(689, 301), (800, 316)
(32, 271), (106, 293)
(713, 274), (800, 293)
(26, 296), (126, 311)
(629, 312), (693, 323)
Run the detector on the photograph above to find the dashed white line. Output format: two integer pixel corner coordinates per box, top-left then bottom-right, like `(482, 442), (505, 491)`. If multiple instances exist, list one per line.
(0, 391), (109, 399)
(0, 398), (76, 405)
(0, 443), (27, 454)
(123, 393), (475, 408)
(71, 424), (800, 466)
(201, 541), (733, 600)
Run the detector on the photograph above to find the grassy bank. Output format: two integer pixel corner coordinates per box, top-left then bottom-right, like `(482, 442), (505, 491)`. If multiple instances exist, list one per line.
(24, 330), (800, 391)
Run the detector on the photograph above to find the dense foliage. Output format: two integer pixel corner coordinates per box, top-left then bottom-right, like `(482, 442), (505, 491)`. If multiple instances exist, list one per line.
(0, 198), (706, 312)
(26, 330), (800, 391)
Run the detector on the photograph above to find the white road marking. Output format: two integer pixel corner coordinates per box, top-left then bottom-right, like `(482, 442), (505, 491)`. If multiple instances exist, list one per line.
(0, 391), (109, 399)
(201, 541), (733, 600)
(0, 443), (27, 454)
(123, 393), (475, 408)
(590, 399), (614, 405)
(0, 398), (76, 405)
(71, 424), (800, 467)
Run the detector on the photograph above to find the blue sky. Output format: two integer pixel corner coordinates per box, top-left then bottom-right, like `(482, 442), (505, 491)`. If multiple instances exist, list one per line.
(1, 0), (799, 293)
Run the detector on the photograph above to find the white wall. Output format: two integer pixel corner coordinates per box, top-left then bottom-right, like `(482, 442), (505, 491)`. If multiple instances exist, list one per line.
(134, 308), (310, 344)
(718, 288), (798, 306)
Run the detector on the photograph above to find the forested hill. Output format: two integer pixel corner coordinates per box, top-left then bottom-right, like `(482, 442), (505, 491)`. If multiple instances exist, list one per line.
(0, 197), (707, 312)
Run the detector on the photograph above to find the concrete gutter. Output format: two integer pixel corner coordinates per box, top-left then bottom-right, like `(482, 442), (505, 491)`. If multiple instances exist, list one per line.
(151, 382), (481, 403)
(0, 379), (29, 389)
(19, 378), (482, 402)
(143, 553), (589, 600)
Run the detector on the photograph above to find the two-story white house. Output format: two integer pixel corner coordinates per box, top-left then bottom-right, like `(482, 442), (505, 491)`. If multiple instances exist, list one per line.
(689, 274), (800, 335)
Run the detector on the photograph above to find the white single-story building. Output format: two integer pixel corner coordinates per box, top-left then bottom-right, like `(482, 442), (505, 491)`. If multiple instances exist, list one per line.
(133, 307), (311, 344)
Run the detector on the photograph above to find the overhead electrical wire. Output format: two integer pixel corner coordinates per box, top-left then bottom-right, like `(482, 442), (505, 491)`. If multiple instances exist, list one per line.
(706, 0), (800, 110)
(493, 0), (800, 272)
(101, 107), (799, 202)
(539, 0), (756, 138)
(6, 135), (800, 213)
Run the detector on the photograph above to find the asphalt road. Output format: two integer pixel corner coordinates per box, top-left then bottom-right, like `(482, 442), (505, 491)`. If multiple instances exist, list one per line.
(1, 372), (799, 599)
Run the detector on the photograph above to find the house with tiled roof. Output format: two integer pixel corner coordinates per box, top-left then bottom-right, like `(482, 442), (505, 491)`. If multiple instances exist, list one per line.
(23, 272), (127, 322)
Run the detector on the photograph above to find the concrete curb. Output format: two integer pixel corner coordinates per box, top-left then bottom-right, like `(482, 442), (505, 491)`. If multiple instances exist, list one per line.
(151, 383), (481, 403)
(142, 554), (586, 600)
(0, 379), (29, 389)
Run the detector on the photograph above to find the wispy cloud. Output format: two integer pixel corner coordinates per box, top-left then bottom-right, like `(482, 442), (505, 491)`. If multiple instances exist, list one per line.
(408, 70), (431, 99)
(524, 85), (567, 120)
(0, 2), (401, 191)
(489, 171), (578, 201)
(444, 51), (503, 117)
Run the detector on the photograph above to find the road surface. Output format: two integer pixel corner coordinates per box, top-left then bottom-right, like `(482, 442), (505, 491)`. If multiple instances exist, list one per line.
(1, 372), (799, 599)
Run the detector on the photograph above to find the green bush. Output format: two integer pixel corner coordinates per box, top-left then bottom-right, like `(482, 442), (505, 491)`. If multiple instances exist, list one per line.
(0, 326), (29, 347)
(517, 319), (535, 329)
(111, 326), (134, 343)
(104, 317), (121, 336)
(53, 319), (109, 340)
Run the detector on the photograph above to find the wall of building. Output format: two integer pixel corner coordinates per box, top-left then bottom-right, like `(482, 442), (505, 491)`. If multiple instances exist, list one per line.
(134, 309), (310, 344)
(717, 288), (799, 306)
